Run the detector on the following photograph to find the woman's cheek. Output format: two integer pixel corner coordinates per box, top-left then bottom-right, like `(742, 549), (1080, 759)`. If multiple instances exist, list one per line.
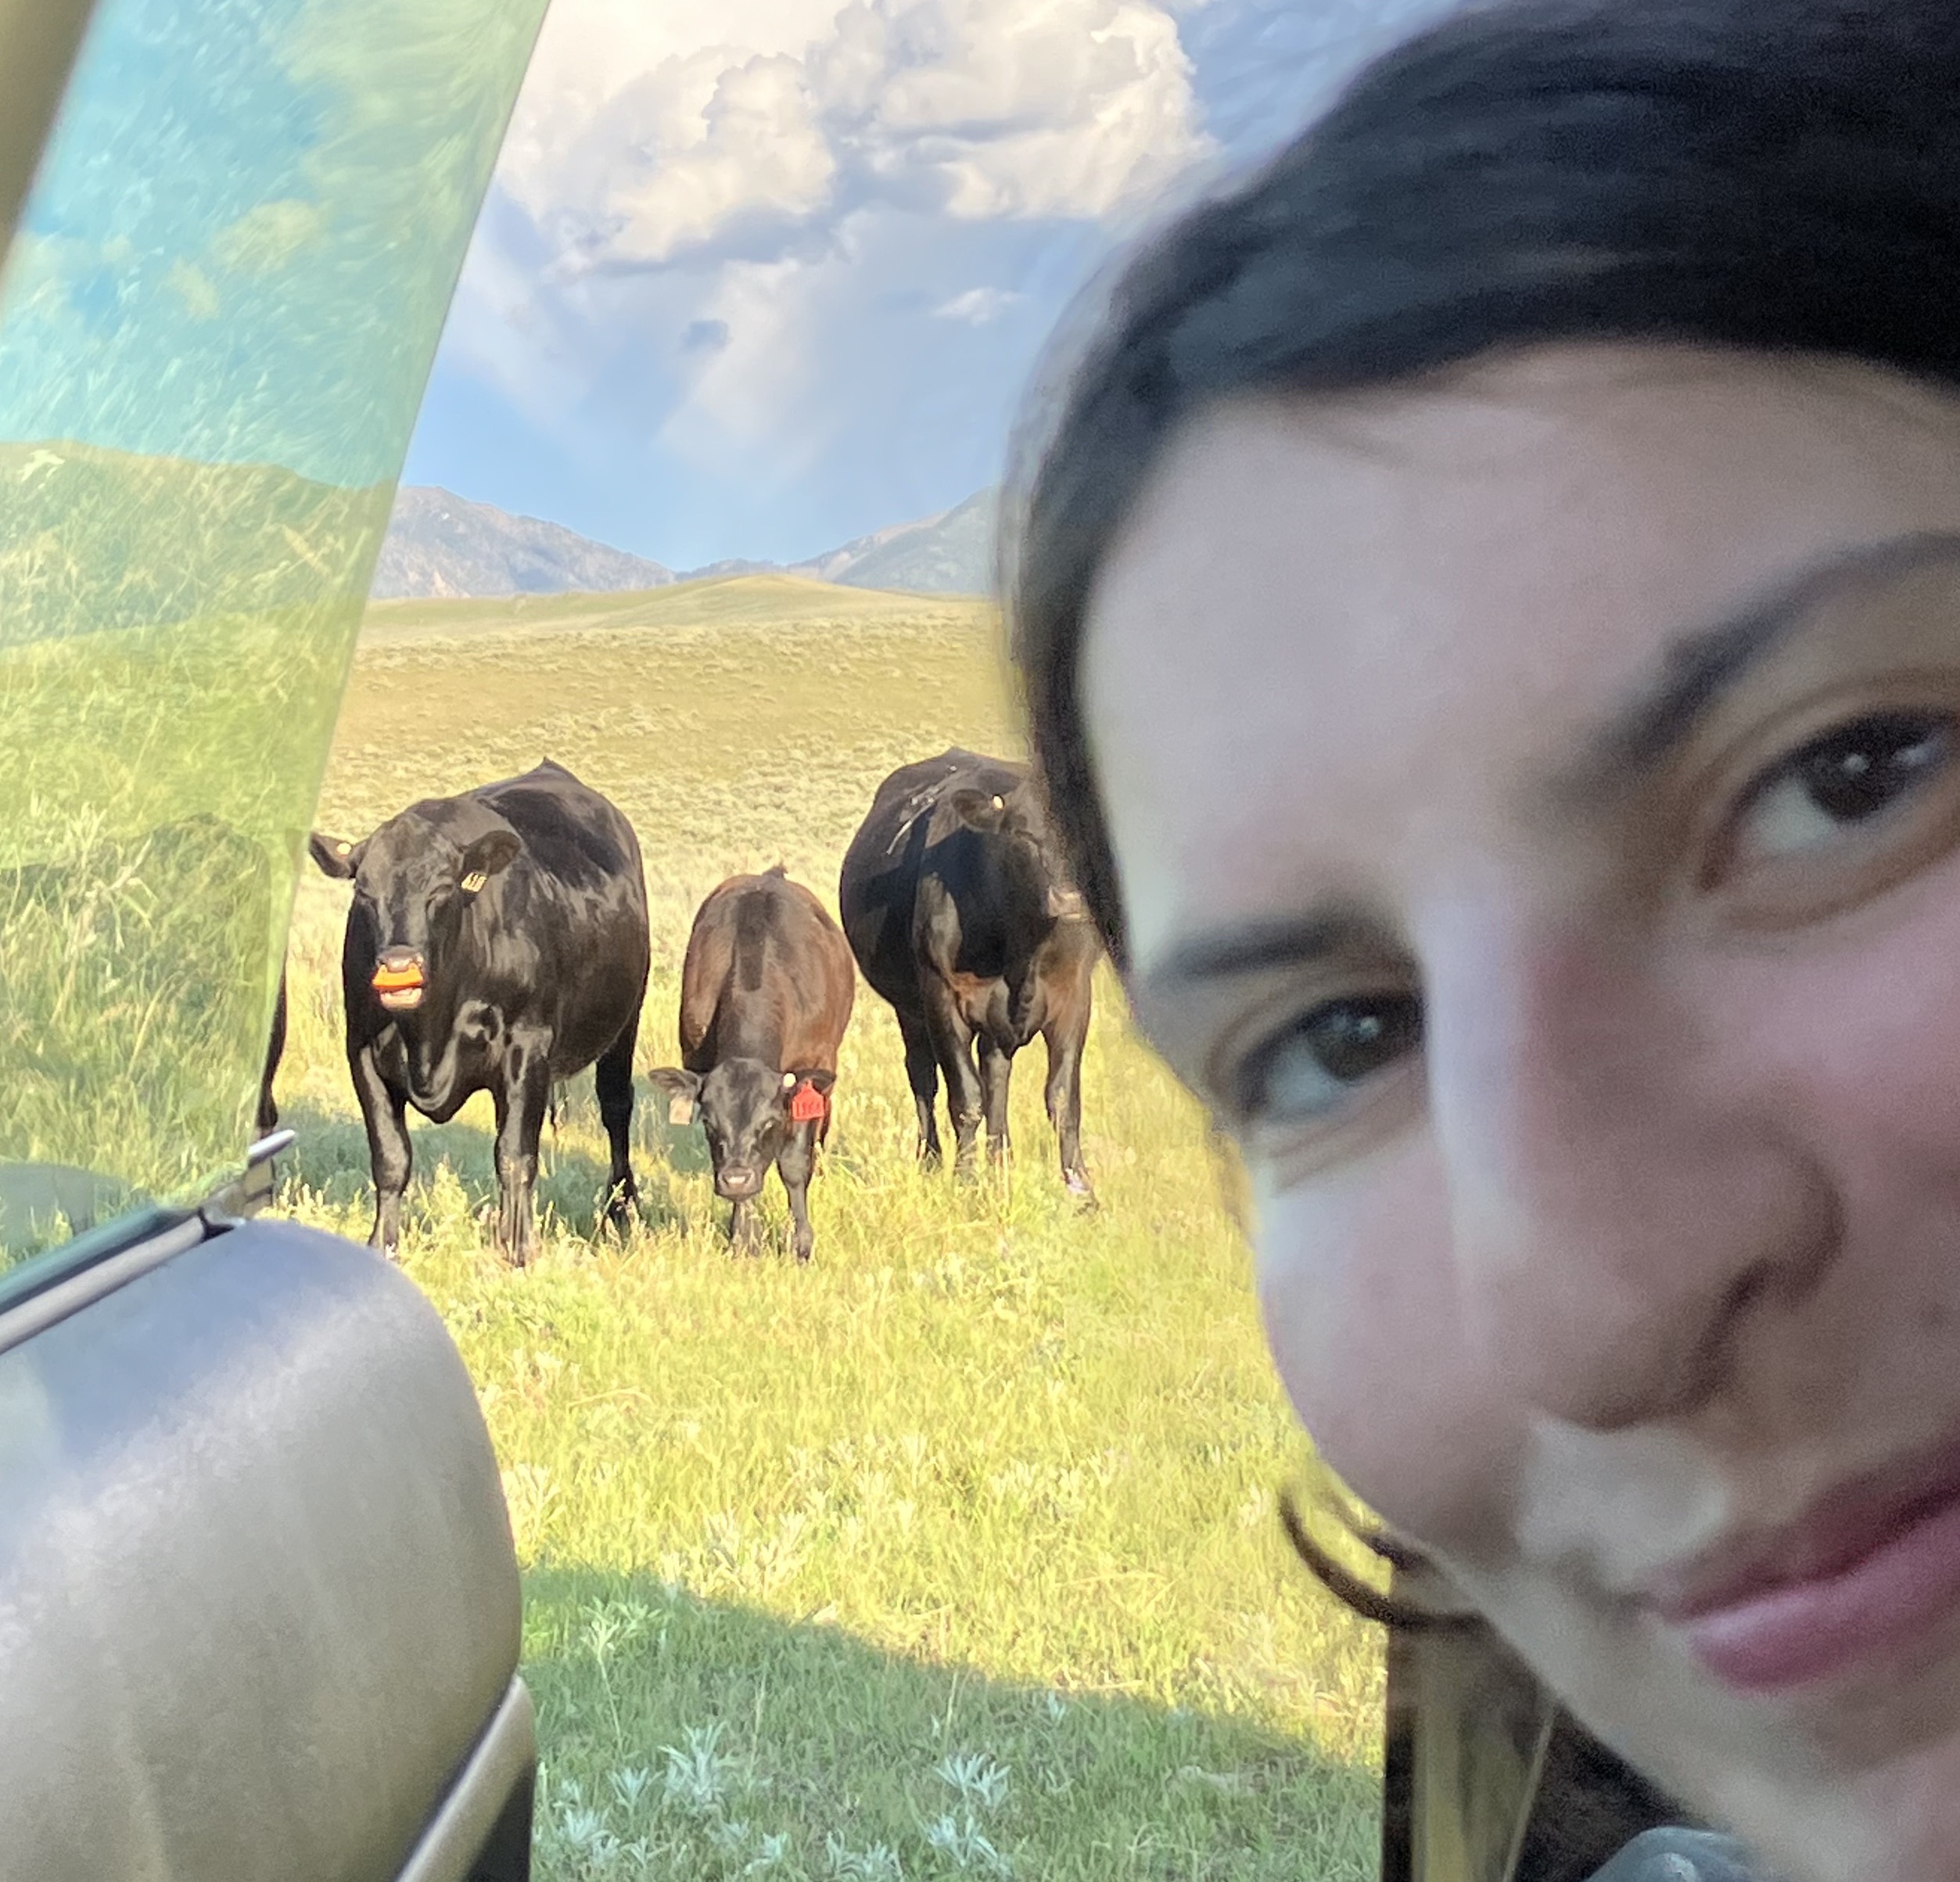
(1254, 1151), (1524, 1552)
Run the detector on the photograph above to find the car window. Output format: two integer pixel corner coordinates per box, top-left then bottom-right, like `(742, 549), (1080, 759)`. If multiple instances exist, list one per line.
(0, 0), (548, 1266)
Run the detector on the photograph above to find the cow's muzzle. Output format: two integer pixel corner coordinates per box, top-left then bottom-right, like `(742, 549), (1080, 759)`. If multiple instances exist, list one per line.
(371, 949), (427, 1011)
(715, 1163), (763, 1201)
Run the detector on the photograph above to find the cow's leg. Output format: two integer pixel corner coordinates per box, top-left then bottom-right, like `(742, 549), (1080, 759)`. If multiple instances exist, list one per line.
(1043, 1011), (1095, 1203)
(593, 1012), (640, 1237)
(896, 1007), (943, 1167)
(921, 981), (984, 1176)
(777, 1119), (818, 1263)
(492, 1050), (551, 1266)
(979, 1036), (1013, 1168)
(351, 1043), (411, 1257)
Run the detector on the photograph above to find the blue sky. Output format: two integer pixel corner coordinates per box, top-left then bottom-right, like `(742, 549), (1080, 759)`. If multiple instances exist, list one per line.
(404, 0), (1456, 571)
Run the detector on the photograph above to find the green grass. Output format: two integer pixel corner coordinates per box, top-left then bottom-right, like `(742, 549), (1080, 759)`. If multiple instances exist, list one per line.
(271, 583), (1386, 1881)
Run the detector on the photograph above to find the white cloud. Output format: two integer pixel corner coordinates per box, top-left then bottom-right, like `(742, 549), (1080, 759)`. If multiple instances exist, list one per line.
(570, 51), (836, 271)
(933, 286), (1023, 324)
(494, 0), (1213, 276)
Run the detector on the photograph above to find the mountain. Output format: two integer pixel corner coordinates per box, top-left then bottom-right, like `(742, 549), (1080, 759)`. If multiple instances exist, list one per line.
(673, 556), (784, 583)
(786, 488), (996, 594)
(371, 487), (675, 599)
(371, 484), (997, 599)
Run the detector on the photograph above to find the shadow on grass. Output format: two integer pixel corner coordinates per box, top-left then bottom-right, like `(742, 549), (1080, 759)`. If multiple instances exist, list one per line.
(522, 1563), (1381, 1882)
(270, 1088), (694, 1241)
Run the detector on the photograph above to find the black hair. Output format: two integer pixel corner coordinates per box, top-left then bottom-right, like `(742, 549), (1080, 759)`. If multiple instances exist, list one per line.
(1007, 0), (1960, 981)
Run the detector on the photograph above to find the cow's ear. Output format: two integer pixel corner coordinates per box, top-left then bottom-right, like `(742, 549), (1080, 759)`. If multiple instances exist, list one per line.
(790, 1069), (837, 1097)
(459, 828), (522, 892)
(648, 1067), (702, 1126)
(946, 788), (1007, 831)
(308, 831), (363, 879)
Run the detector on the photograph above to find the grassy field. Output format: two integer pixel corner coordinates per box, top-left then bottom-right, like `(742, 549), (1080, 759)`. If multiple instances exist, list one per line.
(271, 576), (1386, 1882)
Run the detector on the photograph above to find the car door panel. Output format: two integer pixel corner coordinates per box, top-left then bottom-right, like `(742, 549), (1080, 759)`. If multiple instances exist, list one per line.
(0, 1216), (528, 1879)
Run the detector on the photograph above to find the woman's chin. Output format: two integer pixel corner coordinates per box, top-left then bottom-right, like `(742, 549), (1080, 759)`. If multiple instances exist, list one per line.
(1824, 1729), (1960, 1882)
(1677, 1707), (1960, 1882)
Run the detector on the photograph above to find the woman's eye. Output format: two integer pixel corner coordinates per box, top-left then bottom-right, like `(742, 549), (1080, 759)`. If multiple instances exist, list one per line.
(1233, 995), (1423, 1125)
(1732, 710), (1955, 865)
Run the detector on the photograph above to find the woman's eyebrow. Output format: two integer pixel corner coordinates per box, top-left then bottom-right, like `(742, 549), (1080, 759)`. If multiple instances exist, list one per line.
(1550, 528), (1960, 810)
(1137, 907), (1391, 994)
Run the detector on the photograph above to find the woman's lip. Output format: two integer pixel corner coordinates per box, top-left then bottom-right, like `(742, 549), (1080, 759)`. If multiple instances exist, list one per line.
(1642, 1437), (1960, 1691)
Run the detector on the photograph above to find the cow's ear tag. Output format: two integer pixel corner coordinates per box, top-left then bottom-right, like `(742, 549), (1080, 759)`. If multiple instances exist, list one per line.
(790, 1079), (827, 1123)
(781, 1071), (798, 1090)
(336, 841), (351, 857)
(990, 795), (1003, 810)
(669, 1096), (696, 1126)
(461, 870), (489, 895)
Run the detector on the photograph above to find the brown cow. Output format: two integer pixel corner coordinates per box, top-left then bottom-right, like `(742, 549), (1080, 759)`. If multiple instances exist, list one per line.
(649, 867), (854, 1262)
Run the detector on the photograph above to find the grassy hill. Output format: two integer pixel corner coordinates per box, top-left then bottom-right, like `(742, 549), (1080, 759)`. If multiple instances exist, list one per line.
(359, 574), (985, 643)
(271, 586), (1384, 1882)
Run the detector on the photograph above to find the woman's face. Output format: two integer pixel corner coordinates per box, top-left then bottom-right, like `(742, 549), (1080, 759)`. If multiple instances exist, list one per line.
(1079, 343), (1960, 1882)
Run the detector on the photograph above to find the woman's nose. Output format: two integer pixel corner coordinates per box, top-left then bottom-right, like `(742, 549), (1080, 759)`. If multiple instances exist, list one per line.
(1428, 923), (1838, 1431)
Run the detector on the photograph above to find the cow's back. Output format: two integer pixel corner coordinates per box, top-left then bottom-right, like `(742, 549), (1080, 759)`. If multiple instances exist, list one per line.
(840, 749), (1023, 1010)
(475, 762), (645, 905)
(680, 869), (853, 1068)
(471, 762), (649, 1067)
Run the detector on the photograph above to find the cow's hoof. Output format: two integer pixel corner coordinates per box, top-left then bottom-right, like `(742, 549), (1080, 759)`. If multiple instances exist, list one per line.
(1064, 1171), (1097, 1208)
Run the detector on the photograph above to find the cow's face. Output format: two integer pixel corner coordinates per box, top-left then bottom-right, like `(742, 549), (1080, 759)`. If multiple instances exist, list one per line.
(949, 782), (1088, 922)
(650, 1061), (835, 1199)
(308, 809), (521, 1011)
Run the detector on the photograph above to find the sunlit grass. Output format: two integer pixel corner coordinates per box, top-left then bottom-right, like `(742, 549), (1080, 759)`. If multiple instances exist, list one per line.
(272, 581), (1386, 1880)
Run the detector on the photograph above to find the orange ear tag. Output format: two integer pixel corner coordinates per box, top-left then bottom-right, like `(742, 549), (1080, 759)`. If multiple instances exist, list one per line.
(461, 871), (489, 894)
(789, 1079), (827, 1123)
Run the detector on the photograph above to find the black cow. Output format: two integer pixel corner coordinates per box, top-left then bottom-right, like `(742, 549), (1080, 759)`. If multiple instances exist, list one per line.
(309, 760), (649, 1265)
(649, 866), (854, 1262)
(838, 749), (1099, 1198)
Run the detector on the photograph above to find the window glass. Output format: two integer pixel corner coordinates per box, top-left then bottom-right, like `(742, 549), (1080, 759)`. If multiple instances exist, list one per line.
(0, 0), (548, 1260)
